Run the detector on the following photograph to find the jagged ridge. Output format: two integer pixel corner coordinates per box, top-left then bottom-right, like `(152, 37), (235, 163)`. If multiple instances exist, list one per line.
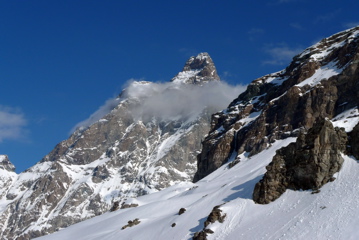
(194, 26), (359, 182)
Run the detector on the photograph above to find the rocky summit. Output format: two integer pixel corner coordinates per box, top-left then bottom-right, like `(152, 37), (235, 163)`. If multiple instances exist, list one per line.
(0, 155), (17, 199)
(171, 52), (220, 85)
(0, 53), (229, 240)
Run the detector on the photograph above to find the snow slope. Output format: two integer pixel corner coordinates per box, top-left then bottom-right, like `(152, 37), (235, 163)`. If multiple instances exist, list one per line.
(36, 133), (359, 240)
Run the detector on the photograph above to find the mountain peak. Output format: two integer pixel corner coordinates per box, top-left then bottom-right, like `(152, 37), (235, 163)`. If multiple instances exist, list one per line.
(0, 155), (15, 172)
(171, 52), (220, 84)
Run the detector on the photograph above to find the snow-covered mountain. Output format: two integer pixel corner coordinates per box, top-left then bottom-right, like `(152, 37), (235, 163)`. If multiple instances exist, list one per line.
(0, 155), (17, 199)
(37, 26), (359, 239)
(0, 53), (245, 240)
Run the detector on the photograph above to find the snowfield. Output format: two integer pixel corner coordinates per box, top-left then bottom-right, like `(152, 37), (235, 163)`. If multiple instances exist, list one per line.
(36, 136), (359, 240)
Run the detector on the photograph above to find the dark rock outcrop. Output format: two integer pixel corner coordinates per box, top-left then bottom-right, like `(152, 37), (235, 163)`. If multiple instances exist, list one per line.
(193, 205), (226, 240)
(121, 203), (139, 209)
(110, 201), (120, 212)
(253, 118), (347, 204)
(204, 205), (226, 227)
(178, 208), (186, 215)
(348, 122), (359, 159)
(121, 218), (141, 230)
(193, 231), (209, 240)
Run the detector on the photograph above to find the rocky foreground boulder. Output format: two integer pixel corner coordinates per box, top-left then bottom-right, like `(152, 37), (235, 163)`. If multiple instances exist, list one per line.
(253, 118), (347, 204)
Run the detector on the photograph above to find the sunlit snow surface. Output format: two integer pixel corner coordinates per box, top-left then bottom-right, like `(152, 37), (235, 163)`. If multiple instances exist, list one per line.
(332, 107), (359, 132)
(296, 61), (342, 88)
(36, 137), (359, 240)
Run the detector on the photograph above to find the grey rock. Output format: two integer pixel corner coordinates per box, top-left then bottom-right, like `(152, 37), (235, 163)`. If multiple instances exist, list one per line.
(204, 205), (226, 227)
(121, 218), (141, 230)
(178, 208), (186, 215)
(253, 118), (347, 204)
(193, 204), (226, 240)
(348, 122), (359, 159)
(193, 231), (208, 240)
(171, 52), (220, 85)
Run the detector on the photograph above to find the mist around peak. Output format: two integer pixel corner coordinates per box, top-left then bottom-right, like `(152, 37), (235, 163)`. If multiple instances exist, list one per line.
(71, 79), (247, 132)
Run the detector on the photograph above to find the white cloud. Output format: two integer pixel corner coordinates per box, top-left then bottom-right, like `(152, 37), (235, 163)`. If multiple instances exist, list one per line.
(262, 43), (303, 65)
(71, 79), (247, 132)
(124, 80), (247, 121)
(0, 105), (27, 142)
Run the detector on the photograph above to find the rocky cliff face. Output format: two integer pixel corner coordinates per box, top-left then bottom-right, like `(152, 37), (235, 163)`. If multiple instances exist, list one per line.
(253, 118), (347, 204)
(194, 26), (359, 182)
(0, 53), (228, 240)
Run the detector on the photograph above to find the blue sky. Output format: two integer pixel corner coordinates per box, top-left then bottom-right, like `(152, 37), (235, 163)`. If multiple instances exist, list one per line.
(1, 0), (358, 173)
